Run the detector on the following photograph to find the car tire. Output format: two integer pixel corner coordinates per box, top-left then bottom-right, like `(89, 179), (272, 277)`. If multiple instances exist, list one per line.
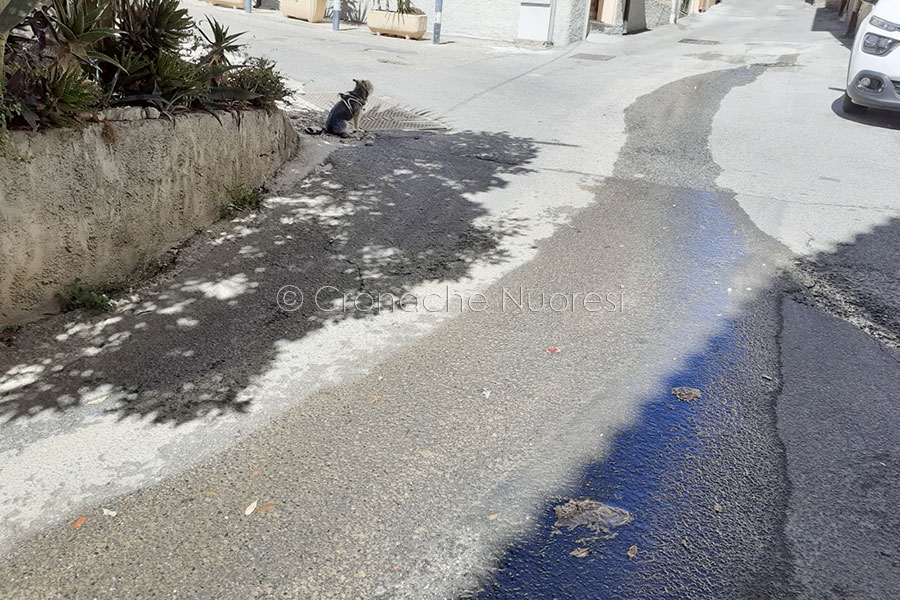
(842, 92), (867, 115)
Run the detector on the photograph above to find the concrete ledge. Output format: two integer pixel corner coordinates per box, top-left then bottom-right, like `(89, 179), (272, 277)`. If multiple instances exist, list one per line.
(0, 109), (298, 326)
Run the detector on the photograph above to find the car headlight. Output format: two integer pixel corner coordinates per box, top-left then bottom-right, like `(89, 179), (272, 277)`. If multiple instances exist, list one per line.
(862, 32), (900, 55)
(870, 16), (900, 33)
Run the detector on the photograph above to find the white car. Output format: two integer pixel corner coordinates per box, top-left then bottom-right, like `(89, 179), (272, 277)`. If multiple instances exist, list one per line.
(844, 0), (900, 113)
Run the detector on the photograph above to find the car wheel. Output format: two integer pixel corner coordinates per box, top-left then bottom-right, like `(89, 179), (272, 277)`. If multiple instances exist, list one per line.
(842, 92), (867, 115)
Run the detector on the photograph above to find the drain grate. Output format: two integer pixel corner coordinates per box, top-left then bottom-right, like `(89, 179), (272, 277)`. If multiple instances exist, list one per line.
(570, 53), (615, 61)
(679, 38), (721, 45)
(295, 93), (448, 132)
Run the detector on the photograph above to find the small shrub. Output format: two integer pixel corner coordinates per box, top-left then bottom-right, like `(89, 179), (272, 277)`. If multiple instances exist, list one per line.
(58, 279), (116, 313)
(225, 58), (292, 108)
(115, 0), (193, 61)
(221, 185), (264, 217)
(1, 0), (290, 133)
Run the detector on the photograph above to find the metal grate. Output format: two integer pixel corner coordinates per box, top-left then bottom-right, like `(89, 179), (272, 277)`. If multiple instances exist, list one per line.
(678, 38), (721, 45)
(570, 53), (615, 61)
(295, 93), (448, 132)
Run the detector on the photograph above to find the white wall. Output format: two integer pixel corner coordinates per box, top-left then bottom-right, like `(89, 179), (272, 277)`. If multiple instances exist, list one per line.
(351, 0), (590, 45)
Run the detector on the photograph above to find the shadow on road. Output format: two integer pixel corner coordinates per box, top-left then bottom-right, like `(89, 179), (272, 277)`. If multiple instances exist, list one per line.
(812, 5), (854, 49)
(0, 130), (537, 425)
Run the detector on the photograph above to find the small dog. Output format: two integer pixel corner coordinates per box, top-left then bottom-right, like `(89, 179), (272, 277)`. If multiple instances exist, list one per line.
(305, 79), (374, 138)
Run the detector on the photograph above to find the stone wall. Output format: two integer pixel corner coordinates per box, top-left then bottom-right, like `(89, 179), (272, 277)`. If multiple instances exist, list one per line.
(0, 109), (298, 326)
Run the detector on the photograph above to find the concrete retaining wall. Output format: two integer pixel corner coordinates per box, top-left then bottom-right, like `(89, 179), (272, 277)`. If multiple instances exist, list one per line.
(0, 109), (298, 326)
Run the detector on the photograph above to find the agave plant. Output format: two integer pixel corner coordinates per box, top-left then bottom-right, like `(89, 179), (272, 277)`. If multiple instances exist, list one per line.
(43, 0), (121, 68)
(42, 63), (100, 114)
(116, 0), (192, 61)
(197, 17), (244, 67)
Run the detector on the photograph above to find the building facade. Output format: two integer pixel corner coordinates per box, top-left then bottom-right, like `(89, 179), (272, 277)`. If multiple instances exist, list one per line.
(335, 0), (716, 46)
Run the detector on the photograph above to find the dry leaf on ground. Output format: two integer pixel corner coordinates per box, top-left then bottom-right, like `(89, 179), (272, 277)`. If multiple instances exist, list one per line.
(258, 503), (277, 513)
(626, 545), (638, 560)
(245, 500), (258, 516)
(71, 516), (87, 530)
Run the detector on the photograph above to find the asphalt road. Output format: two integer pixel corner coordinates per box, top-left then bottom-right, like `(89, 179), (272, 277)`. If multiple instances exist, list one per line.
(2, 1), (899, 598)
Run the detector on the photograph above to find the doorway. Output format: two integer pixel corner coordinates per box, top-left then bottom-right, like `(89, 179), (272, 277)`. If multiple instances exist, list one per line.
(590, 0), (614, 25)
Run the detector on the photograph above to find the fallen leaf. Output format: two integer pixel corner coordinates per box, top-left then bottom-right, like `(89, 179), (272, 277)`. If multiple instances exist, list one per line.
(252, 471), (260, 476)
(102, 508), (117, 517)
(258, 503), (277, 513)
(547, 347), (561, 354)
(626, 545), (637, 560)
(570, 547), (591, 558)
(71, 516), (87, 530)
(86, 396), (108, 405)
(488, 514), (499, 521)
(245, 500), (258, 516)
(681, 538), (688, 548)
(367, 395), (381, 405)
(714, 503), (723, 513)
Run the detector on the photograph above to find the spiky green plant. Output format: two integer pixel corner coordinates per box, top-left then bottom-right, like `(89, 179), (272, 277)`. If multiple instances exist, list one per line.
(116, 0), (191, 61)
(39, 64), (100, 123)
(46, 0), (118, 64)
(197, 17), (244, 67)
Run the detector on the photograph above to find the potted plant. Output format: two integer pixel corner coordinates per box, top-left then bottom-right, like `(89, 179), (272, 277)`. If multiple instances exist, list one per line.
(281, 0), (327, 22)
(367, 0), (427, 40)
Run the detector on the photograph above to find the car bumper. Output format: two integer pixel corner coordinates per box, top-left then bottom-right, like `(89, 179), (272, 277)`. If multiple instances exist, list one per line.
(847, 70), (900, 110)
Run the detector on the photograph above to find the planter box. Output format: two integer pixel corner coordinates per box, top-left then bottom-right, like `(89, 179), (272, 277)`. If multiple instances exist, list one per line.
(367, 10), (427, 40)
(281, 0), (327, 23)
(203, 0), (244, 9)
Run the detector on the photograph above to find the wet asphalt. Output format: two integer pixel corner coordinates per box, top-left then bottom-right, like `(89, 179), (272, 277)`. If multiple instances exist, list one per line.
(3, 5), (900, 599)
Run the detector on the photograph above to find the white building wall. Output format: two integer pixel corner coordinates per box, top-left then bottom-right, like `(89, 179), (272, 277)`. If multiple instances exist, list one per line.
(340, 0), (588, 45)
(551, 0), (590, 46)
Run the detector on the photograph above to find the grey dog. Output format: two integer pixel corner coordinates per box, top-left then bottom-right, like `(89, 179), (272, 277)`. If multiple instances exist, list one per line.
(305, 79), (374, 138)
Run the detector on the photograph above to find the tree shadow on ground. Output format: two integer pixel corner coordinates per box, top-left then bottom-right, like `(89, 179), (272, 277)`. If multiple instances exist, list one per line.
(0, 130), (537, 425)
